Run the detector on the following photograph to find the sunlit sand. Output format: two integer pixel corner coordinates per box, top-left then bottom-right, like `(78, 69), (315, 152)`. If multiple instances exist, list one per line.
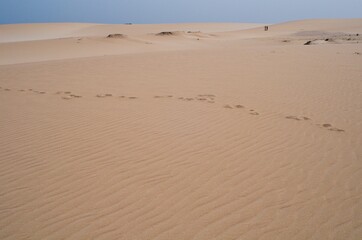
(1, 19), (362, 239)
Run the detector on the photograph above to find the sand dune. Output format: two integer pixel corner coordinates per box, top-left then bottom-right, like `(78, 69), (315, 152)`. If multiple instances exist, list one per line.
(0, 19), (362, 240)
(0, 23), (95, 43)
(270, 18), (362, 33)
(0, 23), (263, 65)
(0, 22), (261, 43)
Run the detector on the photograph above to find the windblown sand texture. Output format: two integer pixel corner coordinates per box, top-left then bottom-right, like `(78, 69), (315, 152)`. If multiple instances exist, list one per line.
(1, 19), (362, 240)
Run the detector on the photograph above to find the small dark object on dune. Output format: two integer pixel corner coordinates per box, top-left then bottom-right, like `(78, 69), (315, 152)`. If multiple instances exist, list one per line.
(304, 41), (312, 45)
(325, 38), (329, 41)
(125, 23), (132, 25)
(107, 34), (125, 39)
(157, 32), (175, 36)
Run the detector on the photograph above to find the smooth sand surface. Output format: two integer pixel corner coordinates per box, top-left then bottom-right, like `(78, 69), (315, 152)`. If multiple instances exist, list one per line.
(0, 19), (362, 240)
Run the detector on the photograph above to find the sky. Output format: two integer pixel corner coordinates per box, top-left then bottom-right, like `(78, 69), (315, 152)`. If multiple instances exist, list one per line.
(0, 0), (361, 24)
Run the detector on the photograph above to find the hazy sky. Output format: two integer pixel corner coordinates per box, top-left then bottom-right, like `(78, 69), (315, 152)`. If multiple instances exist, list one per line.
(0, 0), (361, 24)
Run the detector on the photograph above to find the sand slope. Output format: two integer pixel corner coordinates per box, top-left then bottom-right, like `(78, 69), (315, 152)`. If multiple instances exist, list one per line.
(0, 19), (362, 240)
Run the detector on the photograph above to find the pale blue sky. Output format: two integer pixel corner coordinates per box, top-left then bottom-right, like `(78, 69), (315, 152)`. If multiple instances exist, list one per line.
(0, 0), (361, 24)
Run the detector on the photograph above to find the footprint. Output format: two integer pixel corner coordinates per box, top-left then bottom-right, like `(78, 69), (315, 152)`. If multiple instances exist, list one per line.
(235, 105), (244, 109)
(223, 105), (233, 109)
(55, 91), (63, 95)
(70, 94), (82, 98)
(62, 96), (72, 100)
(154, 95), (172, 98)
(34, 90), (46, 94)
(128, 97), (137, 99)
(328, 127), (345, 132)
(199, 94), (216, 98)
(318, 123), (345, 132)
(64, 91), (72, 94)
(286, 116), (301, 121)
(119, 96), (126, 98)
(286, 115), (311, 121)
(4, 88), (11, 91)
(208, 101), (215, 103)
(250, 112), (260, 115)
(96, 93), (112, 98)
(185, 98), (194, 101)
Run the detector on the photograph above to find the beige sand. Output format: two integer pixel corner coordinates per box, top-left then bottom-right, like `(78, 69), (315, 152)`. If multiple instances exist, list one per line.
(0, 19), (362, 240)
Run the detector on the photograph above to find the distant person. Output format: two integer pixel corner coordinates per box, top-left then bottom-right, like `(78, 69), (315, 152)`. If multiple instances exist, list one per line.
(264, 26), (269, 31)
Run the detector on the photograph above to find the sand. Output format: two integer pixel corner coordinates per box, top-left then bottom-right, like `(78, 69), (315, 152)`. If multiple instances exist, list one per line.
(0, 19), (362, 240)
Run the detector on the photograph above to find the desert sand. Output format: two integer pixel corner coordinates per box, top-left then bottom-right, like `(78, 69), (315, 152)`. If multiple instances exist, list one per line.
(0, 19), (362, 240)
